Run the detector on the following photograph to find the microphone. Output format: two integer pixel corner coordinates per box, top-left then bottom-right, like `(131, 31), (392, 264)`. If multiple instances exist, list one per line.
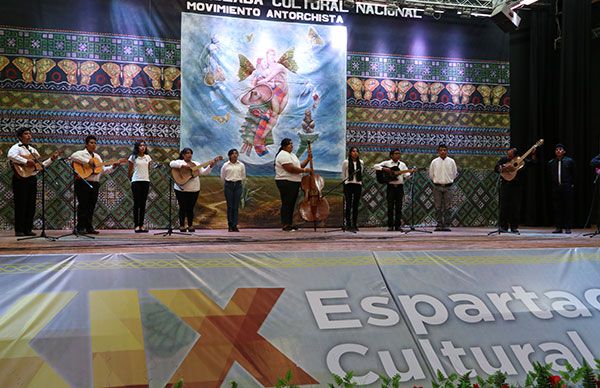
(153, 163), (164, 170)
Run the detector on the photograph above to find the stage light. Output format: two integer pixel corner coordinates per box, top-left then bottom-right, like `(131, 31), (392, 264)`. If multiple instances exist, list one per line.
(457, 9), (471, 18)
(423, 6), (434, 16)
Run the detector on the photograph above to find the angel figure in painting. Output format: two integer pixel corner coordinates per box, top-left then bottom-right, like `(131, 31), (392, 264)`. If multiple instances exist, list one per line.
(238, 48), (298, 157)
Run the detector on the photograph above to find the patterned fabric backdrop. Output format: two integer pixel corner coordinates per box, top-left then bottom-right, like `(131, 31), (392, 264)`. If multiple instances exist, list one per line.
(346, 52), (510, 227)
(0, 26), (508, 230)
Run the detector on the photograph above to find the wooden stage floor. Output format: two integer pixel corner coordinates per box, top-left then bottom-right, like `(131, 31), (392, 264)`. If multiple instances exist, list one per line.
(0, 227), (598, 255)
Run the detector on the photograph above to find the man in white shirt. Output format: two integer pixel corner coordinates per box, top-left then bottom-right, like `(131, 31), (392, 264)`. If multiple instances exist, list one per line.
(70, 135), (121, 234)
(428, 144), (458, 231)
(7, 128), (58, 236)
(374, 148), (411, 231)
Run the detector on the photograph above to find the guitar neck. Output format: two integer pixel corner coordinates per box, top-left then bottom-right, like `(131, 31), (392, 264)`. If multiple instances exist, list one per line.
(519, 146), (536, 161)
(191, 160), (214, 171)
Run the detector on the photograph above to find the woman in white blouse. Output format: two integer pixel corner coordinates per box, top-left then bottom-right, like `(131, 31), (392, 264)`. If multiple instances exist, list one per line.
(169, 148), (214, 233)
(220, 148), (246, 232)
(274, 138), (312, 231)
(341, 147), (363, 232)
(128, 140), (152, 233)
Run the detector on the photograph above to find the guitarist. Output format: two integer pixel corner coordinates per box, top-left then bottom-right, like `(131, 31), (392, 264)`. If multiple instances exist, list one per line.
(169, 148), (215, 233)
(374, 148), (412, 231)
(494, 146), (537, 234)
(428, 144), (458, 232)
(7, 128), (58, 237)
(70, 135), (122, 234)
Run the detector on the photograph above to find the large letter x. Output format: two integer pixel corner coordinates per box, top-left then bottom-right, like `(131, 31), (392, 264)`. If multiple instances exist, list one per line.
(150, 288), (317, 387)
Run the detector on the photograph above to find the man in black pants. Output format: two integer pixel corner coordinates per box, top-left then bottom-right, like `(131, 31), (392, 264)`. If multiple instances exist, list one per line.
(495, 147), (536, 233)
(70, 135), (121, 234)
(548, 144), (575, 234)
(374, 149), (412, 231)
(7, 128), (58, 236)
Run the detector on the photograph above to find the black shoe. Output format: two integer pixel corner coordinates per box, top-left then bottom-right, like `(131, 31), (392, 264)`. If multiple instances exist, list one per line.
(135, 229), (143, 233)
(25, 231), (37, 236)
(15, 232), (25, 237)
(140, 228), (148, 233)
(434, 227), (444, 232)
(291, 225), (299, 231)
(76, 228), (87, 235)
(354, 227), (359, 232)
(442, 228), (451, 232)
(282, 225), (292, 231)
(511, 228), (519, 234)
(86, 229), (99, 235)
(565, 229), (571, 234)
(228, 227), (234, 232)
(552, 229), (563, 234)
(179, 227), (187, 232)
(187, 227), (195, 233)
(233, 227), (240, 232)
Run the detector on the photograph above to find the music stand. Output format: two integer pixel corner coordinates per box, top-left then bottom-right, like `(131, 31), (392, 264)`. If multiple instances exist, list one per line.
(18, 156), (58, 242)
(154, 164), (190, 236)
(487, 171), (511, 235)
(55, 159), (94, 240)
(404, 169), (431, 234)
(583, 173), (600, 238)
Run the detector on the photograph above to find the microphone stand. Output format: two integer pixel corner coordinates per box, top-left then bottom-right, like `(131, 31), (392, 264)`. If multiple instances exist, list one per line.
(404, 169), (431, 234)
(487, 170), (510, 235)
(154, 164), (191, 236)
(583, 172), (600, 238)
(55, 159), (94, 239)
(323, 175), (352, 233)
(18, 155), (57, 242)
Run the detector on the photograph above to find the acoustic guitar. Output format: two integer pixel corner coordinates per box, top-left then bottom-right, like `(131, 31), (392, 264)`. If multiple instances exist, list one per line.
(11, 151), (60, 178)
(171, 156), (223, 186)
(376, 166), (421, 184)
(499, 139), (544, 181)
(72, 157), (127, 179)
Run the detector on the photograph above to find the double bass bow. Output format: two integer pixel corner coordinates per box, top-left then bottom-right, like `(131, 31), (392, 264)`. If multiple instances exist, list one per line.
(299, 141), (330, 230)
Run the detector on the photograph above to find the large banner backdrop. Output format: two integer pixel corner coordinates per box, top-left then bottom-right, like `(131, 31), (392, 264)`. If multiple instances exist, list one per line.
(181, 14), (347, 173)
(1, 248), (599, 387)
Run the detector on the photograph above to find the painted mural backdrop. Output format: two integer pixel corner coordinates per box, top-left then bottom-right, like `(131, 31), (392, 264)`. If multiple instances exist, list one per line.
(181, 14), (347, 173)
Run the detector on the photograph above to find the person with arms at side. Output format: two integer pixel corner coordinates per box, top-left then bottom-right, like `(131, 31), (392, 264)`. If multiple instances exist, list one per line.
(220, 148), (246, 232)
(494, 146), (536, 234)
(274, 138), (312, 231)
(374, 148), (411, 232)
(8, 128), (58, 237)
(429, 143), (458, 232)
(341, 147), (363, 232)
(548, 143), (575, 234)
(70, 135), (122, 235)
(169, 148), (214, 233)
(128, 140), (152, 233)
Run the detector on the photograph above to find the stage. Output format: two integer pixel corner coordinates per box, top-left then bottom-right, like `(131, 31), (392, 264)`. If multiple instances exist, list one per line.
(1, 226), (598, 255)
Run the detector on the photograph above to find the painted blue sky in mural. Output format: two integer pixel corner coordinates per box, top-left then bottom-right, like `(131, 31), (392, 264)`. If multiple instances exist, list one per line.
(181, 13), (346, 174)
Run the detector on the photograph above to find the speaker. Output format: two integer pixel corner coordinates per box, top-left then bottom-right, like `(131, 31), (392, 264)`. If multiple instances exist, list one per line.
(491, 4), (522, 32)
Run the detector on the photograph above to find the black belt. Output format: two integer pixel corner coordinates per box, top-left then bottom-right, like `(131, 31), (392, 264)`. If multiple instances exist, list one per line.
(434, 183), (453, 187)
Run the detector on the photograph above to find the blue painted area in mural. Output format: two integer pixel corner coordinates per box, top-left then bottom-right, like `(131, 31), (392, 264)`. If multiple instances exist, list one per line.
(181, 13), (346, 175)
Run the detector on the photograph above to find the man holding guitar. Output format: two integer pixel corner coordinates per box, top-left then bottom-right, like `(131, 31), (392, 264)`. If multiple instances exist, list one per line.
(374, 148), (414, 231)
(8, 128), (59, 236)
(429, 144), (458, 232)
(494, 142), (540, 234)
(70, 135), (124, 234)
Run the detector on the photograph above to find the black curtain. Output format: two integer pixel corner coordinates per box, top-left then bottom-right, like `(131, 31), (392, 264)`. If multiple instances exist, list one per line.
(510, 0), (597, 227)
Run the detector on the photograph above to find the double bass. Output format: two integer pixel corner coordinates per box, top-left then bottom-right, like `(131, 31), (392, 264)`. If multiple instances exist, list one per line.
(299, 141), (330, 229)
